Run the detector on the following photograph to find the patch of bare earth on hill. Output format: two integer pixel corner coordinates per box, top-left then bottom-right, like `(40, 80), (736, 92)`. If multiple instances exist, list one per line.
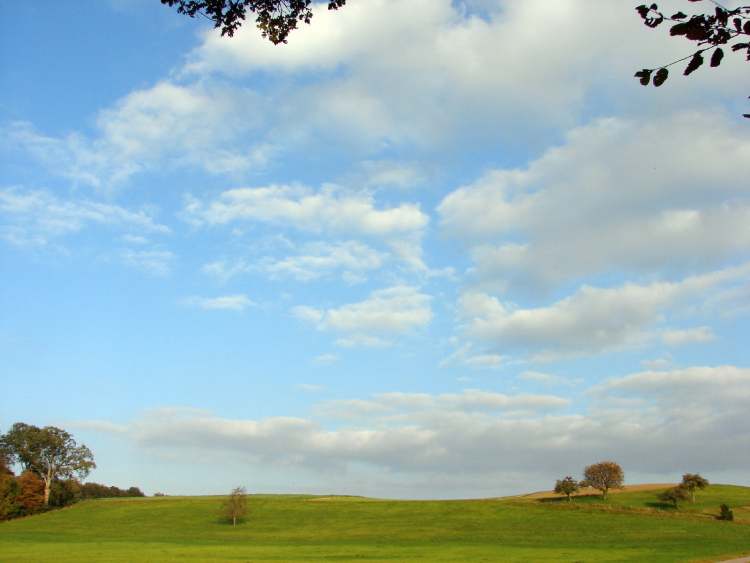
(520, 483), (675, 501)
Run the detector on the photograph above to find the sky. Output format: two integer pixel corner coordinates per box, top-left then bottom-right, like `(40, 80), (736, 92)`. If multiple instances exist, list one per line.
(1, 0), (749, 499)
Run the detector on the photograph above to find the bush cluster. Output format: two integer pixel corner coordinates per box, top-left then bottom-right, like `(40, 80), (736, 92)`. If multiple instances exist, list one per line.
(0, 458), (144, 521)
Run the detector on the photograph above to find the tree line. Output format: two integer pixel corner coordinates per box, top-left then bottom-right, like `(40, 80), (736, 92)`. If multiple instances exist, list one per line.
(0, 423), (144, 521)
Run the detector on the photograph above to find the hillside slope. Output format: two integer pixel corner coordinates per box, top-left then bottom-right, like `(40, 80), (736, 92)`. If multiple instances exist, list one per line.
(0, 485), (748, 562)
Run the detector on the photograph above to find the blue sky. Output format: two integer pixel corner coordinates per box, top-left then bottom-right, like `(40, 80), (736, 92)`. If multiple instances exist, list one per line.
(1, 0), (749, 498)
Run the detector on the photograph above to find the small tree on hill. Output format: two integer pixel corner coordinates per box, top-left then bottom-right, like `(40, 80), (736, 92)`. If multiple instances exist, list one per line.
(680, 473), (709, 503)
(554, 476), (579, 502)
(582, 461), (624, 500)
(658, 485), (690, 508)
(222, 486), (248, 527)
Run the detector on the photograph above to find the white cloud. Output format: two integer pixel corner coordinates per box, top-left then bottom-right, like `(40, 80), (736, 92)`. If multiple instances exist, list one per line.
(438, 112), (750, 291)
(121, 249), (175, 277)
(359, 160), (427, 190)
(439, 342), (504, 370)
(257, 240), (385, 283)
(182, 294), (256, 311)
(185, 184), (428, 271)
(5, 82), (268, 188)
(184, 184), (427, 236)
(0, 186), (169, 247)
(293, 286), (432, 347)
(91, 365), (750, 496)
(182, 0), (741, 148)
(661, 326), (715, 346)
(458, 263), (749, 359)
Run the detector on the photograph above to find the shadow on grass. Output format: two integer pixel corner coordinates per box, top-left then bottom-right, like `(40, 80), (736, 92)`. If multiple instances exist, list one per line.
(644, 502), (678, 510)
(538, 495), (604, 504)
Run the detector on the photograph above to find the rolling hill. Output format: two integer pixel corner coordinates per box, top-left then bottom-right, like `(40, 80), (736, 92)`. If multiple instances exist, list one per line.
(0, 484), (748, 562)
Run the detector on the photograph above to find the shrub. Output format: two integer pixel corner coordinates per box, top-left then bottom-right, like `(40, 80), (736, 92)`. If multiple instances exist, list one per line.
(718, 504), (734, 521)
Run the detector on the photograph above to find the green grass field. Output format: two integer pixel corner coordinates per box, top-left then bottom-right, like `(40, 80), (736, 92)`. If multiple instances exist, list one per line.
(1, 485), (748, 562)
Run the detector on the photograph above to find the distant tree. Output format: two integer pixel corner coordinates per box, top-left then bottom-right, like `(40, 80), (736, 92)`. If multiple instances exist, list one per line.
(221, 486), (248, 527)
(718, 503), (735, 521)
(15, 471), (45, 515)
(154, 491), (167, 497)
(634, 2), (750, 117)
(582, 461), (624, 500)
(1, 423), (96, 505)
(161, 0), (346, 44)
(126, 486), (145, 497)
(79, 482), (144, 499)
(554, 476), (580, 502)
(658, 485), (690, 508)
(680, 473), (709, 503)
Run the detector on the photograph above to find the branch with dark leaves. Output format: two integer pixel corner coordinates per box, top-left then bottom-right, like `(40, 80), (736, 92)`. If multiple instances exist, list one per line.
(161, 0), (346, 44)
(635, 1), (750, 117)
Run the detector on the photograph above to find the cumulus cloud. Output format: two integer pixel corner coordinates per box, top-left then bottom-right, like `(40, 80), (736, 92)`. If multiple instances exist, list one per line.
(293, 285), (432, 347)
(181, 294), (256, 311)
(0, 186), (169, 247)
(85, 366), (750, 496)
(5, 82), (271, 188)
(182, 0), (743, 149)
(438, 112), (750, 291)
(458, 263), (749, 359)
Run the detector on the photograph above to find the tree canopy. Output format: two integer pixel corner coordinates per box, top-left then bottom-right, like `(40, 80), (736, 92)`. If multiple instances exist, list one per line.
(582, 461), (624, 499)
(681, 473), (709, 502)
(554, 476), (580, 502)
(160, 0), (346, 44)
(0, 423), (96, 505)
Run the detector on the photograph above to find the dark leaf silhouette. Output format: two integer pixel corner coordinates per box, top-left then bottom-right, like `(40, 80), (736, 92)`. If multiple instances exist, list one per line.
(710, 47), (724, 67)
(684, 52), (704, 75)
(653, 67), (669, 86)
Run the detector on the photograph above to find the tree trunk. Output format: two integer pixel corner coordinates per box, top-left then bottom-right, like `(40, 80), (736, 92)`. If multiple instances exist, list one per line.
(43, 480), (51, 506)
(233, 514), (236, 527)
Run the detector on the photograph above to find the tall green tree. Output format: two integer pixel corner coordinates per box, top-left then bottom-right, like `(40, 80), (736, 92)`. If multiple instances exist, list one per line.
(1, 423), (95, 506)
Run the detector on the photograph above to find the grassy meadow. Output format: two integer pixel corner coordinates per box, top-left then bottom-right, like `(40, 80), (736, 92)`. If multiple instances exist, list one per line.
(0, 485), (748, 562)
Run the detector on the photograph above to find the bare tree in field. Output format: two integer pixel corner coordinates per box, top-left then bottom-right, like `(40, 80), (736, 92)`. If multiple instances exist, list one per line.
(582, 461), (624, 500)
(222, 486), (248, 527)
